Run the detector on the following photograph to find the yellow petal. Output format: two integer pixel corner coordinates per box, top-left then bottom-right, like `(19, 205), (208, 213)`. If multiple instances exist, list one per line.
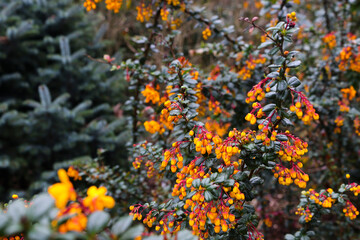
(98, 186), (107, 195)
(103, 196), (115, 209)
(48, 183), (70, 209)
(58, 169), (70, 183)
(87, 186), (98, 196)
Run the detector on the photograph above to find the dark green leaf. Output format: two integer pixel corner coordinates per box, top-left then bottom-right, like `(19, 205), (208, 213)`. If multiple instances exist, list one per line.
(112, 216), (133, 236)
(262, 103), (276, 112)
(204, 191), (214, 202)
(258, 41), (273, 49)
(277, 80), (287, 91)
(287, 60), (301, 68)
(86, 211), (110, 234)
(192, 179), (201, 188)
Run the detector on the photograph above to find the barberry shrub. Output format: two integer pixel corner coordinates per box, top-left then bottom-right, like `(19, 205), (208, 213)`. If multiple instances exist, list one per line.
(1, 0), (360, 240)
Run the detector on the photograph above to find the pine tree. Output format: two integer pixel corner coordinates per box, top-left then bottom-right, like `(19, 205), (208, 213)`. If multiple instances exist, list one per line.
(0, 0), (129, 198)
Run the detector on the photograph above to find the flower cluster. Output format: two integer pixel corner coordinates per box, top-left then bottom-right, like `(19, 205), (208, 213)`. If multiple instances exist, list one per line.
(160, 8), (169, 21)
(354, 117), (360, 136)
(83, 0), (122, 13)
(305, 188), (336, 208)
(131, 141), (159, 178)
(55, 203), (87, 233)
(245, 77), (270, 104)
(161, 141), (185, 172)
(286, 11), (297, 23)
(337, 46), (360, 73)
(142, 84), (160, 104)
(167, 0), (180, 6)
(334, 116), (344, 133)
(144, 120), (164, 134)
(272, 132), (309, 188)
(214, 130), (244, 166)
(48, 169), (77, 209)
(289, 90), (319, 124)
(202, 27), (211, 40)
(83, 186), (115, 212)
(161, 100), (183, 125)
(130, 164), (246, 239)
(346, 182), (360, 197)
(1, 235), (23, 240)
(343, 201), (359, 220)
(205, 118), (230, 137)
(237, 55), (266, 81)
(273, 164), (308, 188)
(136, 4), (153, 22)
(48, 169), (115, 233)
(323, 32), (336, 49)
(67, 166), (82, 181)
(338, 86), (356, 112)
(295, 206), (313, 222)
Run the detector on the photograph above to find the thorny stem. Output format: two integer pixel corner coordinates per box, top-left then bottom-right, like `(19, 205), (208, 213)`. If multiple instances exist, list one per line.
(183, 8), (238, 47)
(133, 2), (163, 144)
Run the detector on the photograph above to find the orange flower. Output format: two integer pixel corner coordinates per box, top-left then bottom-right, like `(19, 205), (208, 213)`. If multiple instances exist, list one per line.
(48, 169), (77, 209)
(141, 84), (160, 104)
(67, 166), (82, 181)
(144, 120), (163, 134)
(55, 203), (87, 233)
(83, 186), (115, 212)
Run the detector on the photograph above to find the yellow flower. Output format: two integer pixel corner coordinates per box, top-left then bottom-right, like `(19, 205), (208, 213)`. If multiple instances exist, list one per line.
(202, 27), (211, 40)
(83, 186), (115, 212)
(48, 169), (77, 209)
(141, 84), (160, 104)
(144, 120), (162, 134)
(54, 203), (87, 233)
(67, 166), (82, 181)
(105, 0), (122, 13)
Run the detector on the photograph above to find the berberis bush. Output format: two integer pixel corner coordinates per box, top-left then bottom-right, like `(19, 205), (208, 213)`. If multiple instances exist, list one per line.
(1, 0), (360, 240)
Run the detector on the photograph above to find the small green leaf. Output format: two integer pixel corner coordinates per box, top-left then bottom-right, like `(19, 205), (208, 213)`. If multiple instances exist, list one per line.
(287, 60), (301, 68)
(262, 103), (276, 112)
(286, 28), (299, 34)
(269, 47), (280, 56)
(284, 234), (295, 240)
(0, 213), (9, 231)
(184, 78), (197, 85)
(86, 211), (110, 234)
(27, 194), (54, 221)
(276, 134), (288, 141)
(121, 225), (144, 240)
(192, 179), (201, 188)
(224, 179), (235, 187)
(7, 200), (26, 223)
(210, 173), (218, 181)
(288, 76), (301, 87)
(169, 110), (181, 116)
(277, 80), (288, 91)
(258, 41), (273, 49)
(250, 177), (263, 186)
(267, 72), (279, 78)
(268, 64), (281, 68)
(204, 191), (214, 202)
(265, 92), (277, 99)
(201, 178), (211, 188)
(112, 216), (133, 236)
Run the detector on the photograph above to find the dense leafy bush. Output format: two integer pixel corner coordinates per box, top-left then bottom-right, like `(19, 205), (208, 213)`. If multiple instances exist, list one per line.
(1, 0), (360, 240)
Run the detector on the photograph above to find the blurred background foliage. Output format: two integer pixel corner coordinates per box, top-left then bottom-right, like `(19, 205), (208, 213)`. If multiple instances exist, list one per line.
(0, 0), (129, 199)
